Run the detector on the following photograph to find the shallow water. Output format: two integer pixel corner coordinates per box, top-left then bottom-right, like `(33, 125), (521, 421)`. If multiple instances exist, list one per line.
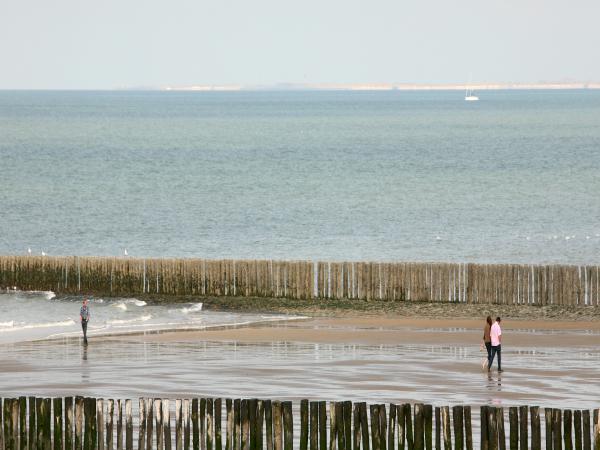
(1, 332), (598, 409)
(0, 291), (300, 343)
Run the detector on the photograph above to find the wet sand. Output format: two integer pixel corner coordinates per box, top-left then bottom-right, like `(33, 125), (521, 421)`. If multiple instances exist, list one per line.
(1, 315), (599, 409)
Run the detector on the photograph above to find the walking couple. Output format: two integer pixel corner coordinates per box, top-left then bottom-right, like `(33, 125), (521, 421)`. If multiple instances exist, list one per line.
(482, 316), (502, 372)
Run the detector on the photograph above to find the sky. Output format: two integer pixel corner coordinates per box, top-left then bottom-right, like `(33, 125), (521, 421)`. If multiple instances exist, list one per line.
(1, 0), (599, 89)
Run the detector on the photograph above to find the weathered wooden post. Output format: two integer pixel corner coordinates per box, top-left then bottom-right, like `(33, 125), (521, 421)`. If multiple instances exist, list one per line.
(176, 400), (183, 450)
(434, 407), (440, 450)
(414, 404), (425, 450)
(388, 403), (396, 450)
(206, 399), (214, 450)
(146, 400), (154, 450)
(496, 408), (506, 450)
(241, 400), (249, 450)
(98, 399), (105, 450)
(488, 408), (498, 450)
(463, 407), (472, 450)
(564, 410), (573, 450)
(65, 397), (74, 450)
(125, 400), (133, 450)
(161, 400), (169, 450)
(425, 405), (433, 450)
(184, 400), (191, 450)
(29, 397), (38, 450)
(75, 398), (84, 450)
(54, 398), (64, 450)
(441, 407), (451, 450)
(480, 406), (488, 450)
(553, 409), (562, 450)
(248, 400), (256, 450)
(233, 400), (240, 450)
(545, 409), (552, 450)
(519, 407), (528, 450)
(106, 400), (114, 450)
(508, 408), (518, 450)
(154, 400), (161, 450)
(574, 411), (582, 450)
(300, 400), (309, 450)
(256, 401), (264, 450)
(451, 406), (463, 450)
(139, 399), (147, 450)
(215, 399), (223, 450)
(311, 403), (319, 450)
(272, 403), (282, 450)
(282, 403), (292, 450)
(263, 401), (272, 450)
(359, 404), (368, 450)
(192, 400), (199, 450)
(592, 410), (599, 450)
(370, 405), (380, 450)
(344, 402), (352, 450)
(405, 405), (414, 450)
(19, 397), (27, 450)
(582, 410), (591, 450)
(530, 407), (541, 450)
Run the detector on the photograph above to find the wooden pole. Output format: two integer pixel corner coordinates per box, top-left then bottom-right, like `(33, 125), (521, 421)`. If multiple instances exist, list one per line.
(370, 405), (380, 450)
(184, 400), (191, 450)
(263, 401), (272, 450)
(125, 400), (133, 450)
(405, 405), (414, 450)
(451, 406), (463, 450)
(359, 404), (369, 450)
(530, 407), (541, 450)
(519, 407), (527, 450)
(176, 400), (183, 450)
(582, 410), (590, 450)
(441, 407), (451, 450)
(320, 402), (328, 450)
(329, 403), (337, 450)
(553, 409), (562, 450)
(146, 400), (153, 450)
(344, 402), (353, 450)
(300, 400), (309, 450)
(282, 402), (293, 450)
(215, 399), (222, 450)
(241, 400), (249, 450)
(388, 404), (396, 450)
(544, 409), (552, 450)
(564, 410), (573, 450)
(54, 398), (64, 450)
(19, 397), (27, 450)
(481, 407), (488, 450)
(508, 408), (518, 450)
(496, 408), (505, 450)
(463, 407), (472, 450)
(574, 411), (582, 450)
(192, 400), (199, 450)
(207, 399), (214, 450)
(425, 405), (433, 450)
(434, 408), (440, 450)
(488, 408), (498, 450)
(248, 400), (256, 450)
(65, 397), (74, 450)
(154, 400), (161, 450)
(200, 399), (206, 450)
(225, 400), (233, 450)
(106, 400), (114, 450)
(233, 400), (240, 450)
(272, 402), (282, 450)
(98, 399), (105, 450)
(256, 401), (264, 450)
(310, 403), (319, 450)
(30, 397), (38, 450)
(75, 398), (83, 450)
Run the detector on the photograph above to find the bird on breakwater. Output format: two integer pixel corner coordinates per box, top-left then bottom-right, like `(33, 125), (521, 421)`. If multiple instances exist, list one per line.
(27, 247), (31, 255)
(41, 251), (46, 256)
(124, 249), (128, 256)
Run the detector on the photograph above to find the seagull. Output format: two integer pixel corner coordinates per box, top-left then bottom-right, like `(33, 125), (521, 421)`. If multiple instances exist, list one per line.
(27, 247), (32, 255)
(526, 236), (530, 241)
(41, 251), (47, 256)
(124, 249), (128, 256)
(436, 236), (442, 241)
(565, 236), (570, 241)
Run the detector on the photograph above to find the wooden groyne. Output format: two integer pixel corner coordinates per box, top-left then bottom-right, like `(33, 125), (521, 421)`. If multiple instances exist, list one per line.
(1, 256), (599, 305)
(0, 397), (599, 450)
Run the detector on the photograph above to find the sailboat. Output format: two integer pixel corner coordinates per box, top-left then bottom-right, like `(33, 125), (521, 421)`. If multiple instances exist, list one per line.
(464, 82), (479, 101)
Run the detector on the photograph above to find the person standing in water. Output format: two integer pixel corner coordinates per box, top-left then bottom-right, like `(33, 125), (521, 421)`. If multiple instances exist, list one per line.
(483, 316), (493, 364)
(488, 316), (502, 372)
(80, 298), (90, 344)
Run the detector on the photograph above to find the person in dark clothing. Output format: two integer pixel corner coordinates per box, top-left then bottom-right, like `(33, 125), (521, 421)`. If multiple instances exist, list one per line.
(80, 298), (90, 344)
(483, 315), (493, 362)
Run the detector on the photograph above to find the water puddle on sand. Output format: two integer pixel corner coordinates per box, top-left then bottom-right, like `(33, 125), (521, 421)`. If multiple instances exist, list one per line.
(1, 337), (599, 409)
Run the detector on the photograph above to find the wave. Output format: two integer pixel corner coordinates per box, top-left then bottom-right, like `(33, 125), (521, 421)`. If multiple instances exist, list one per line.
(0, 320), (15, 329)
(112, 299), (146, 311)
(108, 314), (152, 325)
(0, 319), (76, 333)
(181, 303), (203, 314)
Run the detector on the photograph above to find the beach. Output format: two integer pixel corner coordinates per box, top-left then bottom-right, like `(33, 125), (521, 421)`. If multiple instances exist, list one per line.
(1, 311), (599, 409)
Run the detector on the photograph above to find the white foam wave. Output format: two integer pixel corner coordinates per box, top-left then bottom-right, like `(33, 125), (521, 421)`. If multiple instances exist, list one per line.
(0, 320), (15, 329)
(113, 302), (128, 311)
(181, 303), (203, 314)
(0, 319), (76, 333)
(125, 299), (146, 307)
(108, 314), (152, 325)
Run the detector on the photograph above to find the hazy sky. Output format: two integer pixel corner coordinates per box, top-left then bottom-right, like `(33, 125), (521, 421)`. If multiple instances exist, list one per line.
(1, 0), (599, 89)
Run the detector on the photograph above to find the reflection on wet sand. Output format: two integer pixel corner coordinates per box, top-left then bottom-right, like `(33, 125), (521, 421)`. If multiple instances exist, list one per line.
(1, 335), (599, 409)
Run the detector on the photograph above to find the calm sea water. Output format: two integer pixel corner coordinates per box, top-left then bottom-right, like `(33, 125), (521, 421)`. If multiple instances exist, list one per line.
(1, 90), (599, 264)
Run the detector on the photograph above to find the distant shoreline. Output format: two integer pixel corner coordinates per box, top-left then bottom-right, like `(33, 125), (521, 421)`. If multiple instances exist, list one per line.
(159, 82), (600, 92)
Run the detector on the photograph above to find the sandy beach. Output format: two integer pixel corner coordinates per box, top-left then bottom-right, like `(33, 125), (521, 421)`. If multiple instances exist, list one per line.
(1, 310), (599, 409)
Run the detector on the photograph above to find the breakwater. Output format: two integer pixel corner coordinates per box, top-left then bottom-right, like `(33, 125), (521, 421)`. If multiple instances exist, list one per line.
(1, 256), (599, 306)
(0, 397), (599, 450)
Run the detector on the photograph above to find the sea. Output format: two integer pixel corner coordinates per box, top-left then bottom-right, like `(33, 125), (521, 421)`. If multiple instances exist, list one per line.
(1, 90), (599, 342)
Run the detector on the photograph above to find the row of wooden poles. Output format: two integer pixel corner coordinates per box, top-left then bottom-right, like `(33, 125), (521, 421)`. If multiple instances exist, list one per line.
(1, 256), (600, 305)
(1, 398), (600, 450)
